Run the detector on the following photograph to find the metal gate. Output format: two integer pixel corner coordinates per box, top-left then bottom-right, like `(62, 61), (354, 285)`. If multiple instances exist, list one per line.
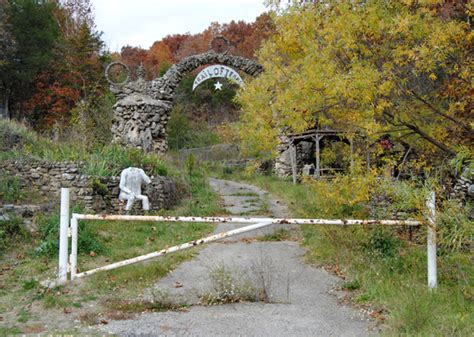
(54, 189), (437, 289)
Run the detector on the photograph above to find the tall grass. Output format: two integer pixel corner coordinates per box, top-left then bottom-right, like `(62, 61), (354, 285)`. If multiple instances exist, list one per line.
(0, 119), (172, 177)
(228, 172), (473, 336)
(0, 176), (24, 203)
(0, 214), (29, 254)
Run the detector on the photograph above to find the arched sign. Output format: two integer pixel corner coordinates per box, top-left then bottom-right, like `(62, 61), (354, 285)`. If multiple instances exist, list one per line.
(192, 65), (244, 91)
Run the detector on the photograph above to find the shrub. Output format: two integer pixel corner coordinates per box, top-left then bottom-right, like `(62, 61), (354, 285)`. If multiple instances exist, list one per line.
(0, 214), (28, 254)
(437, 200), (473, 254)
(0, 176), (24, 203)
(167, 104), (221, 150)
(362, 227), (402, 259)
(302, 173), (375, 218)
(200, 265), (258, 305)
(36, 210), (104, 257)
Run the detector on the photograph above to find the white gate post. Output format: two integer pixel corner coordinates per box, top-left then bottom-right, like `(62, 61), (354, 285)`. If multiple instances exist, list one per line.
(58, 188), (70, 283)
(69, 216), (78, 280)
(426, 191), (437, 290)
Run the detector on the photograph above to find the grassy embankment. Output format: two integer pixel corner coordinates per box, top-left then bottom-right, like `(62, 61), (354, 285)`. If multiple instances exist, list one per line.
(214, 166), (473, 337)
(0, 120), (226, 334)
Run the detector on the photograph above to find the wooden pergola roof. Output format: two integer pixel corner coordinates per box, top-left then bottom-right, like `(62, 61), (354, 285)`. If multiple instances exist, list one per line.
(286, 128), (354, 183)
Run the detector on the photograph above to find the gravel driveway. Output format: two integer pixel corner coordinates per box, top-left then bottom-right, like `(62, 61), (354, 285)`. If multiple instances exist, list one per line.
(99, 178), (375, 336)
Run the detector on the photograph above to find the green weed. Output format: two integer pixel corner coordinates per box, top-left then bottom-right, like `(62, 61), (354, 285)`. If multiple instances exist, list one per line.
(200, 265), (261, 305)
(259, 229), (291, 242)
(17, 307), (29, 323)
(229, 192), (260, 197)
(22, 279), (39, 291)
(173, 166), (227, 217)
(0, 176), (24, 203)
(43, 293), (71, 309)
(0, 214), (28, 254)
(341, 279), (361, 291)
(0, 326), (22, 335)
(36, 210), (104, 257)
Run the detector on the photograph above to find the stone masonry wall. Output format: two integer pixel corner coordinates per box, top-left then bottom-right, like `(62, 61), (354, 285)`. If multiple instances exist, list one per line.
(1, 159), (178, 214)
(111, 93), (172, 153)
(109, 52), (263, 154)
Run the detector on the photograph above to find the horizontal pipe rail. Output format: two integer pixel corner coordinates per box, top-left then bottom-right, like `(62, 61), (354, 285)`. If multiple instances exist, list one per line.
(72, 214), (422, 226)
(75, 221), (273, 279)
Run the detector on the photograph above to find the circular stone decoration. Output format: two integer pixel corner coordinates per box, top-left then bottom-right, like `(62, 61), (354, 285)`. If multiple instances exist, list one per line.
(105, 62), (131, 86)
(209, 35), (231, 54)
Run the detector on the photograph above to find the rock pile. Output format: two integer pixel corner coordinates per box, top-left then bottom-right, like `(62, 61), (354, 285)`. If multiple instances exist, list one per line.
(452, 167), (474, 201)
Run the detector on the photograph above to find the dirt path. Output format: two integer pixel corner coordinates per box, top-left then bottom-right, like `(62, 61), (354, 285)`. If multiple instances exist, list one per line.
(99, 178), (374, 336)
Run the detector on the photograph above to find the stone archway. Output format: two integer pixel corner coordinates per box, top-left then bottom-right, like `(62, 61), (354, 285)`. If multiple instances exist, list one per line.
(108, 51), (263, 153)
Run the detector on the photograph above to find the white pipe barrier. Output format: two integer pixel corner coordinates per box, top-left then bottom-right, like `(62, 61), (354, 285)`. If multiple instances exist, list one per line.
(426, 191), (437, 289)
(58, 188), (70, 283)
(69, 216), (78, 281)
(67, 214), (421, 282)
(72, 221), (273, 280)
(59, 195), (438, 289)
(71, 214), (422, 227)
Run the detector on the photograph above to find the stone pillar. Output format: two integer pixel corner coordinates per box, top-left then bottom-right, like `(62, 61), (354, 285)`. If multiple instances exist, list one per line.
(274, 134), (293, 178)
(111, 93), (171, 153)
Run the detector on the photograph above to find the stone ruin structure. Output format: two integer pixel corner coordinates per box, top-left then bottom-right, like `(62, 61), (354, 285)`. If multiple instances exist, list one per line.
(110, 64), (171, 152)
(275, 129), (354, 180)
(108, 49), (263, 153)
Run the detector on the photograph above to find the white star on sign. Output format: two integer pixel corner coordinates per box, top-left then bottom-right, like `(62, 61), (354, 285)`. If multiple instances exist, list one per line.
(214, 81), (223, 91)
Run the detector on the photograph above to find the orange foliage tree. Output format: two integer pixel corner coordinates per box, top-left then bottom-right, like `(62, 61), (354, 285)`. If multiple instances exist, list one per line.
(25, 0), (108, 128)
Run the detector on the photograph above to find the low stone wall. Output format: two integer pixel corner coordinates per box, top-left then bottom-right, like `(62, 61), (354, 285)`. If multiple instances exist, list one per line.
(0, 204), (53, 231)
(0, 159), (178, 214)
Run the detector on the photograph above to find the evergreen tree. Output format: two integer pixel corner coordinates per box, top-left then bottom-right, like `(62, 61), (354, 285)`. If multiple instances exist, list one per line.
(0, 0), (59, 118)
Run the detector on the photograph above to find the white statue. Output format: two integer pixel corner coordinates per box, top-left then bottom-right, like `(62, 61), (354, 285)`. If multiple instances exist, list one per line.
(119, 167), (151, 211)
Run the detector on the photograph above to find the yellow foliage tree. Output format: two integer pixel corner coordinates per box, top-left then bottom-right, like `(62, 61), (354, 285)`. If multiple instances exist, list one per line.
(237, 1), (473, 162)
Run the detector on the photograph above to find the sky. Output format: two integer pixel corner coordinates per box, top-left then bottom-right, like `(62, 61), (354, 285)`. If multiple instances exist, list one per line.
(91, 0), (269, 51)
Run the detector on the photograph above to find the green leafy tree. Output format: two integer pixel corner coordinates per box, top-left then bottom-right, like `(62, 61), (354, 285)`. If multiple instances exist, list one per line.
(0, 0), (16, 69)
(0, 0), (59, 119)
(0, 0), (16, 117)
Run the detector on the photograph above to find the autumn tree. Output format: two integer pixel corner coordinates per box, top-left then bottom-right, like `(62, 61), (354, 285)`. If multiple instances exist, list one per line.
(146, 41), (173, 77)
(120, 45), (148, 79)
(161, 33), (191, 60)
(240, 13), (275, 58)
(237, 1), (473, 163)
(0, 0), (15, 68)
(23, 0), (108, 129)
(175, 29), (214, 59)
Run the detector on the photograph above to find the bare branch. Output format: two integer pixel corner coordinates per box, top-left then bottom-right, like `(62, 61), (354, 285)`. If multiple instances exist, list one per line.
(409, 90), (471, 132)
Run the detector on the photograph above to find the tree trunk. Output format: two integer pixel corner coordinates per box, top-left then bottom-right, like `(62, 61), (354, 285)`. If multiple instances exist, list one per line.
(4, 92), (9, 119)
(383, 110), (456, 157)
